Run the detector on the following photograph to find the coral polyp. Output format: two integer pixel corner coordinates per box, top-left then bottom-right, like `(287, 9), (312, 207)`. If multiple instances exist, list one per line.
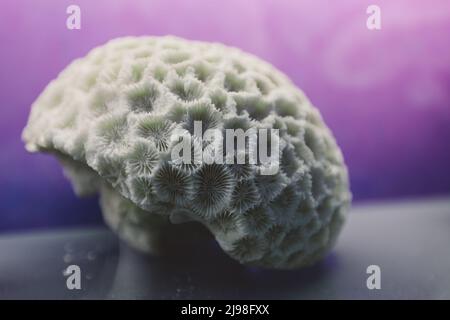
(23, 36), (351, 269)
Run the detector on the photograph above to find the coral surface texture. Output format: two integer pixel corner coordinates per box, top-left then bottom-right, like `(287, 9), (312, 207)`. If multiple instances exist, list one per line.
(23, 36), (351, 269)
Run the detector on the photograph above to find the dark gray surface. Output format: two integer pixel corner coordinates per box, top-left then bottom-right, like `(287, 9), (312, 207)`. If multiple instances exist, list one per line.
(0, 197), (449, 299)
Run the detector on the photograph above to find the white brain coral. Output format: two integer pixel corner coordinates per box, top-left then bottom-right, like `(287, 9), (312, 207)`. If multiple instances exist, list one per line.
(22, 36), (351, 269)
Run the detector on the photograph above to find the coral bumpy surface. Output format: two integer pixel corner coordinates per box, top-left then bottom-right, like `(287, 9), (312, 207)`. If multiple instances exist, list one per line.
(23, 36), (351, 269)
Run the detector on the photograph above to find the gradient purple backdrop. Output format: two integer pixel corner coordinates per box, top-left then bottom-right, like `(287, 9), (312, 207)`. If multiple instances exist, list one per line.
(1, 0), (449, 231)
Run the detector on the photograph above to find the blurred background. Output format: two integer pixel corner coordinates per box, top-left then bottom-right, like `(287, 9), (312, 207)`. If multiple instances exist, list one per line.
(0, 0), (449, 232)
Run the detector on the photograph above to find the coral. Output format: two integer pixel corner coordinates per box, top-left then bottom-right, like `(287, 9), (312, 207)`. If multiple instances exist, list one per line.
(22, 36), (351, 269)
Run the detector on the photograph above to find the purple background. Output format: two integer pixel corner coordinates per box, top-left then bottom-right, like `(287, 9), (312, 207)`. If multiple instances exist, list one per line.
(0, 0), (449, 232)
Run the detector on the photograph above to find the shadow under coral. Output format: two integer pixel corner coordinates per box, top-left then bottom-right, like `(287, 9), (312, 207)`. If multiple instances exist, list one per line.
(107, 232), (337, 299)
(0, 226), (337, 299)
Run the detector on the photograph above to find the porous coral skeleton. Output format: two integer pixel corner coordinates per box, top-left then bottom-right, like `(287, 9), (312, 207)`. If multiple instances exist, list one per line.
(23, 36), (351, 269)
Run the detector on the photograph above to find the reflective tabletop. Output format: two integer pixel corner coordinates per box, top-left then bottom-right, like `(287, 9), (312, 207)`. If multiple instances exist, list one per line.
(0, 197), (449, 299)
